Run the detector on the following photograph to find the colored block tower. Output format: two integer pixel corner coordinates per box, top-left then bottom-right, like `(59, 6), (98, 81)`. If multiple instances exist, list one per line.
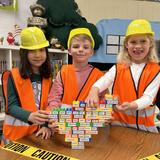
(49, 94), (118, 149)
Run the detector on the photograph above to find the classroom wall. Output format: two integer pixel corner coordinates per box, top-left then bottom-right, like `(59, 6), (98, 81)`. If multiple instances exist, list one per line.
(76, 0), (160, 24)
(0, 0), (36, 45)
(75, 0), (160, 65)
(1, 0), (160, 45)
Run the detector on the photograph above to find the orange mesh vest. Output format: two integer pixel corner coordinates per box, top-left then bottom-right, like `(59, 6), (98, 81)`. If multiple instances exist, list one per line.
(2, 68), (51, 141)
(61, 65), (103, 104)
(112, 63), (160, 132)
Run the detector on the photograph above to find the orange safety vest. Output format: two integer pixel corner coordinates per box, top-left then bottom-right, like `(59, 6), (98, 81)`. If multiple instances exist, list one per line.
(2, 68), (51, 142)
(61, 64), (103, 104)
(112, 63), (160, 133)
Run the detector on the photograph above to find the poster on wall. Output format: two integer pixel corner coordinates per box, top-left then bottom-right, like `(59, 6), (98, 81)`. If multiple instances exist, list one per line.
(0, 0), (18, 10)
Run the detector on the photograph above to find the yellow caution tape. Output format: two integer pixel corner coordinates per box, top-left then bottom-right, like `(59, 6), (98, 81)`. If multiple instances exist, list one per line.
(2, 141), (79, 160)
(140, 152), (160, 160)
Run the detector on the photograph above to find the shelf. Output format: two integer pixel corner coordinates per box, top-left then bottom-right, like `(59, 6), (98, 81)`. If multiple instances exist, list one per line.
(0, 45), (68, 53)
(0, 45), (19, 50)
(48, 48), (68, 54)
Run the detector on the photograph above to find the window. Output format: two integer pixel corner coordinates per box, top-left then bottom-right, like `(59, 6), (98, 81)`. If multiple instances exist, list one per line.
(106, 35), (125, 54)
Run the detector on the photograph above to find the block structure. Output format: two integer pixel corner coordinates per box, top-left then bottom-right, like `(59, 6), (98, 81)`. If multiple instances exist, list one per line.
(49, 94), (118, 149)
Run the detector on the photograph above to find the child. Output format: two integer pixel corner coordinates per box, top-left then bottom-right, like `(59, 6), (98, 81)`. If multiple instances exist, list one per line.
(86, 19), (160, 133)
(1, 27), (52, 145)
(48, 28), (104, 108)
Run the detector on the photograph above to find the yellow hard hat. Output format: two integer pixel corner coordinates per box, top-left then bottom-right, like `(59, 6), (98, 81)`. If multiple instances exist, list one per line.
(67, 28), (95, 48)
(125, 19), (154, 38)
(20, 27), (49, 50)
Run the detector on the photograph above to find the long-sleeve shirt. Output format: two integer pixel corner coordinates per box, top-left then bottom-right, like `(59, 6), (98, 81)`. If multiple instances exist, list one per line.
(7, 74), (42, 123)
(48, 64), (103, 107)
(93, 63), (160, 110)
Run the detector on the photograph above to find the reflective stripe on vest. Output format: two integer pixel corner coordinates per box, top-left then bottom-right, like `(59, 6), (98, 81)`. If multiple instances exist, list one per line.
(2, 68), (51, 141)
(4, 114), (32, 126)
(112, 63), (160, 132)
(112, 121), (158, 133)
(123, 106), (155, 117)
(3, 114), (38, 141)
(61, 65), (103, 104)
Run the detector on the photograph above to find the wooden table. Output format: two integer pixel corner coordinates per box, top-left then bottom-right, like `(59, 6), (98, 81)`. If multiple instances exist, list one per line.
(0, 126), (160, 160)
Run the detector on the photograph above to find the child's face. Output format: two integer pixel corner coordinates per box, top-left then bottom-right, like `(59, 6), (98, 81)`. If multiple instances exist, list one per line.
(125, 34), (152, 64)
(69, 39), (93, 65)
(28, 48), (46, 73)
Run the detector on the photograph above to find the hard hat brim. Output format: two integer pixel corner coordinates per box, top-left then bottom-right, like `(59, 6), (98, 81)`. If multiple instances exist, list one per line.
(20, 41), (49, 50)
(125, 32), (154, 41)
(67, 28), (95, 49)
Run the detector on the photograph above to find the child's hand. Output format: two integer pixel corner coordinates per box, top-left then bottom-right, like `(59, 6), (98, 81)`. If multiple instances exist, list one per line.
(48, 119), (59, 134)
(85, 87), (99, 107)
(115, 102), (130, 112)
(114, 102), (138, 112)
(28, 110), (49, 125)
(35, 127), (52, 139)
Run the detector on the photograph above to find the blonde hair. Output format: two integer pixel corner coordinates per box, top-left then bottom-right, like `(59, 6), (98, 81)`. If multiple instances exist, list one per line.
(69, 34), (94, 49)
(117, 35), (159, 66)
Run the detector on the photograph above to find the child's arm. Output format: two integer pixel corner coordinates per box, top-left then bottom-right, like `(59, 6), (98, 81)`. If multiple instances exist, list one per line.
(115, 102), (138, 111)
(133, 73), (160, 110)
(48, 72), (63, 108)
(86, 87), (100, 107)
(7, 75), (32, 123)
(7, 75), (49, 124)
(86, 65), (116, 107)
(115, 73), (160, 111)
(28, 110), (49, 124)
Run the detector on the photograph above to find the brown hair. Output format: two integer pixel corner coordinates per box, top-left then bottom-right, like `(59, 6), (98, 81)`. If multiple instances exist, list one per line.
(19, 48), (51, 79)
